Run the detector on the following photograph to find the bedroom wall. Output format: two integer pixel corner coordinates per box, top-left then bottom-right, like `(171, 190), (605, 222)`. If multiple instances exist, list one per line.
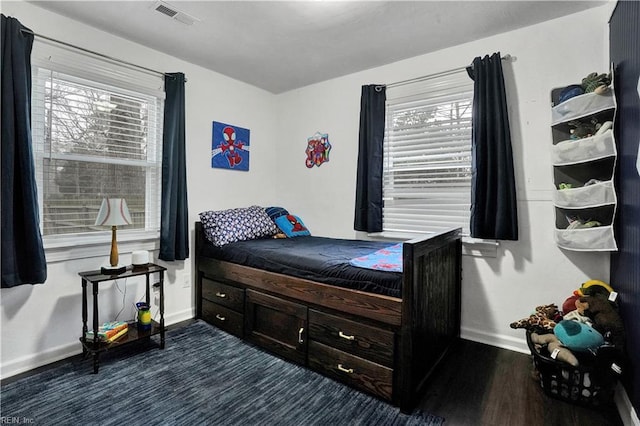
(0, 0), (617, 379)
(273, 5), (613, 353)
(0, 1), (279, 378)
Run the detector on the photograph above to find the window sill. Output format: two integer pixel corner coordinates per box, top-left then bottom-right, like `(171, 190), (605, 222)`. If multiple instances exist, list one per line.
(367, 231), (499, 258)
(44, 230), (160, 263)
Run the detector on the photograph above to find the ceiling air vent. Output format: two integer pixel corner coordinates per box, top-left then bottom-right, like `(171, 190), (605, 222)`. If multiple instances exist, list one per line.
(152, 1), (199, 26)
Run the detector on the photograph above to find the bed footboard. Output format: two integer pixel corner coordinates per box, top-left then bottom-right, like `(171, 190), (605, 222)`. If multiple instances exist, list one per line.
(397, 228), (462, 411)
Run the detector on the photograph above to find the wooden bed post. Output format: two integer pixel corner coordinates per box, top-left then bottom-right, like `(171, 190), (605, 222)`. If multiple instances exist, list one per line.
(195, 222), (203, 319)
(397, 228), (462, 413)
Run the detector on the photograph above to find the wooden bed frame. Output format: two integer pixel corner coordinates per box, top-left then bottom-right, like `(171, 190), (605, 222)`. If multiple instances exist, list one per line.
(195, 221), (461, 413)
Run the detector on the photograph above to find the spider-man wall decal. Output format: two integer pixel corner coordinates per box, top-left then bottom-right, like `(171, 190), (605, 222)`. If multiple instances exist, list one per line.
(305, 132), (331, 168)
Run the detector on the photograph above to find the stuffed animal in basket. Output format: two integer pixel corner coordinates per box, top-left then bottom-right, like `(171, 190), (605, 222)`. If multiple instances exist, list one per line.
(510, 304), (561, 333)
(553, 319), (604, 353)
(530, 332), (579, 366)
(575, 295), (625, 351)
(562, 279), (614, 315)
(530, 320), (605, 367)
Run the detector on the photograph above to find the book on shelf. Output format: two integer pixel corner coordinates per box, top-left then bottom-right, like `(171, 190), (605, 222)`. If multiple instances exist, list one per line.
(85, 321), (128, 342)
(105, 327), (128, 342)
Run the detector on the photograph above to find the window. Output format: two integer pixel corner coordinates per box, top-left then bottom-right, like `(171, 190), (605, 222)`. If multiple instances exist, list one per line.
(30, 40), (164, 245)
(382, 69), (473, 238)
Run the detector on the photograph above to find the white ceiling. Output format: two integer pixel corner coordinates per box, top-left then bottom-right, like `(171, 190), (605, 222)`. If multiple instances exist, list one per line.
(29, 1), (605, 94)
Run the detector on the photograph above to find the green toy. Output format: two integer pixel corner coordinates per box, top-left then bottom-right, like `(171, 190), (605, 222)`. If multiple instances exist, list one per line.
(581, 72), (611, 93)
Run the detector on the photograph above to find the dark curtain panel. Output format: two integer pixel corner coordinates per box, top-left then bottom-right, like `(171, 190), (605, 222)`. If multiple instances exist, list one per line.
(610, 0), (640, 413)
(466, 53), (518, 240)
(354, 84), (386, 233)
(159, 72), (189, 261)
(1, 15), (47, 287)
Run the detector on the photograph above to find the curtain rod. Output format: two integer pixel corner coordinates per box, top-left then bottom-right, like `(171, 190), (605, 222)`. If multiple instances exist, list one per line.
(380, 54), (512, 90)
(20, 28), (184, 81)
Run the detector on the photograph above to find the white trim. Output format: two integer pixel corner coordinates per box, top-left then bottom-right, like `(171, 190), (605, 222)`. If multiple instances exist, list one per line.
(615, 382), (640, 426)
(44, 231), (160, 263)
(461, 326), (530, 354)
(0, 308), (195, 380)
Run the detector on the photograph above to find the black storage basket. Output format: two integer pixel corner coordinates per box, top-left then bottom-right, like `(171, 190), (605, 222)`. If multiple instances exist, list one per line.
(526, 331), (616, 407)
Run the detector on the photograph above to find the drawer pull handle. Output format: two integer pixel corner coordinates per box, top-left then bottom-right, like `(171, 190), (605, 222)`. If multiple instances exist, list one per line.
(337, 364), (354, 374)
(298, 327), (305, 344)
(215, 314), (226, 321)
(338, 331), (355, 341)
(215, 292), (227, 298)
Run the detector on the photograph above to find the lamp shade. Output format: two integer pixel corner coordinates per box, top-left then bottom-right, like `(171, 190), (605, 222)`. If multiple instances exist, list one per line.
(95, 198), (132, 227)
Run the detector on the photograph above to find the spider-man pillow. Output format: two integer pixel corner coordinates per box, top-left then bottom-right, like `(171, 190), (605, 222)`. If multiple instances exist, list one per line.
(274, 214), (311, 238)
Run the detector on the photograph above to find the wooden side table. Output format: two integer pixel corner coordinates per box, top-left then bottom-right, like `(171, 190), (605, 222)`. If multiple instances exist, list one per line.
(79, 263), (166, 373)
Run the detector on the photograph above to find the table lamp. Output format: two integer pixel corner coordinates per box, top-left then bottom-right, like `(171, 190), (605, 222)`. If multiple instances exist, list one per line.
(95, 198), (132, 274)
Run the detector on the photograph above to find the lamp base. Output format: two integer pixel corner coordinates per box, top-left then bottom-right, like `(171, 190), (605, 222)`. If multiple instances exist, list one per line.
(100, 264), (127, 275)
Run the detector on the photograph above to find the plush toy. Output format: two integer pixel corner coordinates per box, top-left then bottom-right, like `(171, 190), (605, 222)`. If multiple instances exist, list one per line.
(581, 72), (611, 93)
(558, 84), (584, 104)
(564, 279), (613, 314)
(562, 294), (579, 314)
(563, 309), (593, 327)
(553, 319), (604, 353)
(575, 295), (625, 351)
(569, 118), (600, 139)
(510, 304), (560, 333)
(530, 332), (579, 366)
(576, 279), (614, 298)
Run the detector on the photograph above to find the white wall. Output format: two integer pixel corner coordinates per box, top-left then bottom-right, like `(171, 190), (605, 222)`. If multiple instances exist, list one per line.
(0, 1), (278, 378)
(0, 2), (615, 378)
(274, 5), (612, 352)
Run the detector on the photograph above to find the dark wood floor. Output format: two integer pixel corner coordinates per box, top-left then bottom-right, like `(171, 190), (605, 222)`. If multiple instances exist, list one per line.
(2, 322), (623, 426)
(417, 339), (622, 426)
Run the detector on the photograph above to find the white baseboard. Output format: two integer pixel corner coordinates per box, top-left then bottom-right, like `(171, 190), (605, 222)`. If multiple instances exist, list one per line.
(615, 382), (640, 426)
(461, 326), (530, 354)
(0, 308), (195, 380)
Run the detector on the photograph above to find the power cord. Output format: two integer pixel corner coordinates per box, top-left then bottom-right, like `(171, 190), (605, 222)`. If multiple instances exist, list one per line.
(113, 278), (128, 321)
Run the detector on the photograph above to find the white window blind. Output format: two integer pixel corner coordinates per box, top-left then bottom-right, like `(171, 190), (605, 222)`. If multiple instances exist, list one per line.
(30, 39), (164, 240)
(383, 69), (473, 237)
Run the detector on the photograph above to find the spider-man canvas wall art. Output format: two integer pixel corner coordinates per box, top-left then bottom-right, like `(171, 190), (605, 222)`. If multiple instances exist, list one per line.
(211, 121), (250, 171)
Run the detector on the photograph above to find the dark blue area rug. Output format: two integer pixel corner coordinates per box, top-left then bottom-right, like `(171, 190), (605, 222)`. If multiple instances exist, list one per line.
(1, 320), (443, 425)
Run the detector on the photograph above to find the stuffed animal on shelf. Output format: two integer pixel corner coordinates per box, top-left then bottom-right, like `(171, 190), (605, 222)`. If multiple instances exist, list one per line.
(581, 72), (611, 94)
(568, 118), (600, 140)
(510, 304), (561, 333)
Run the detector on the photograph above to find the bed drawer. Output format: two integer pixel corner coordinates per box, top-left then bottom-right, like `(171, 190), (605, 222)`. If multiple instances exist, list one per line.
(308, 340), (393, 401)
(308, 309), (394, 367)
(202, 300), (244, 338)
(202, 278), (244, 312)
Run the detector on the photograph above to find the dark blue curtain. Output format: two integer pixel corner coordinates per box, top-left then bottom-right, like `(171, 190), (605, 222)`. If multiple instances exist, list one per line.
(466, 53), (518, 240)
(1, 15), (47, 287)
(354, 84), (386, 233)
(159, 72), (189, 261)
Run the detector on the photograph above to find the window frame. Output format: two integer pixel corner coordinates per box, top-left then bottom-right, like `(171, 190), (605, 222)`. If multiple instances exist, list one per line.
(30, 48), (164, 261)
(376, 70), (498, 257)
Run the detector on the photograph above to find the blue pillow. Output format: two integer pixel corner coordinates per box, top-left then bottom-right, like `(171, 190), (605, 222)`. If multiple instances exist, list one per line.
(274, 214), (310, 237)
(265, 206), (289, 222)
